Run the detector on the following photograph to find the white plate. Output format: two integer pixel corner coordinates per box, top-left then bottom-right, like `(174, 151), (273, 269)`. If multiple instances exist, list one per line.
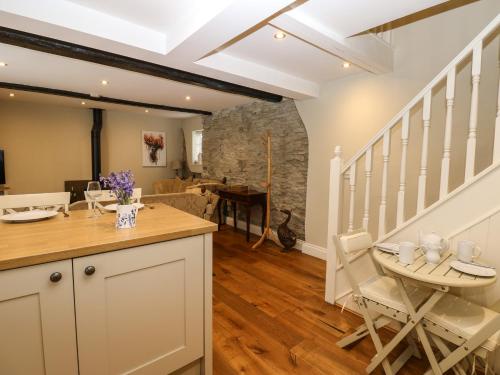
(450, 260), (496, 277)
(376, 243), (399, 254)
(0, 209), (59, 223)
(103, 203), (145, 212)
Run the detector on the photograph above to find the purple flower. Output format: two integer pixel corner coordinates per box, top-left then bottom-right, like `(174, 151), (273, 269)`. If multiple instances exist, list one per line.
(100, 170), (135, 205)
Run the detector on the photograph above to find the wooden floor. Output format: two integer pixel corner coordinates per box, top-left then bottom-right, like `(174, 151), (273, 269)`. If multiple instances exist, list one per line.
(212, 226), (432, 375)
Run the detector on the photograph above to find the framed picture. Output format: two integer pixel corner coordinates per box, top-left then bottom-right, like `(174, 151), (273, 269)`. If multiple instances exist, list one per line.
(142, 131), (166, 167)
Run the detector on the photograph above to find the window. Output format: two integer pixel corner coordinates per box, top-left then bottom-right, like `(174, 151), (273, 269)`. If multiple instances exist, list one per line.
(192, 130), (203, 165)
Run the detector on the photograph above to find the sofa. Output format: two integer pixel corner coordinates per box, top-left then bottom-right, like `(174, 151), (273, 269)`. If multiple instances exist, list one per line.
(153, 177), (224, 194)
(69, 191), (220, 222)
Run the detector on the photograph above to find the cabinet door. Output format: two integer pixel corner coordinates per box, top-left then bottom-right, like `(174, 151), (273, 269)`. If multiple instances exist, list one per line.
(74, 236), (205, 375)
(0, 260), (78, 375)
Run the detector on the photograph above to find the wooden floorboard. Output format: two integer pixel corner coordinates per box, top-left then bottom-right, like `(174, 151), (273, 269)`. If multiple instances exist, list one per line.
(213, 226), (441, 374)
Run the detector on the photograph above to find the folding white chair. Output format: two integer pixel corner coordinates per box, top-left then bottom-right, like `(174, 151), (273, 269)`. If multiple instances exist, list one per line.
(335, 230), (427, 374)
(0, 192), (70, 215)
(336, 231), (500, 374)
(85, 188), (142, 210)
(420, 295), (500, 374)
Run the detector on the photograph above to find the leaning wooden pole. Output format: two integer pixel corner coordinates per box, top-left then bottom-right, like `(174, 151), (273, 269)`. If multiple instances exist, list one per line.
(252, 132), (272, 250)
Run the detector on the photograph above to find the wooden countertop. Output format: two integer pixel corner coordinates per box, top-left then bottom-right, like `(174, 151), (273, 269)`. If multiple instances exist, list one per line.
(0, 203), (217, 271)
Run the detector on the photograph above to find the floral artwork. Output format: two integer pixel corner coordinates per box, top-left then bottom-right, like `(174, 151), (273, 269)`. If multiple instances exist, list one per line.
(142, 131), (166, 166)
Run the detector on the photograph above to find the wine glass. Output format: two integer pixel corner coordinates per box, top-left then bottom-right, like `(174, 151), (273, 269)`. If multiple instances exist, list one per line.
(86, 181), (102, 218)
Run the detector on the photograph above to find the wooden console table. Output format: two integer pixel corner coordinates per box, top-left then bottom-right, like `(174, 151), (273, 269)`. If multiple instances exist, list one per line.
(217, 188), (267, 242)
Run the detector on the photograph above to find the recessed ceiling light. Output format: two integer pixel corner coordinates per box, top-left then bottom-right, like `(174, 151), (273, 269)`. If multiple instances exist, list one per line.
(101, 80), (108, 85)
(81, 101), (86, 105)
(185, 96), (191, 101)
(343, 62), (351, 68)
(273, 31), (286, 40)
(145, 109), (149, 113)
(0, 62), (7, 67)
(9, 93), (14, 97)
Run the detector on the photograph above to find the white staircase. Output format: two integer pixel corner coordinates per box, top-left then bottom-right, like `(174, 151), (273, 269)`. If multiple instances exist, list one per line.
(325, 14), (500, 305)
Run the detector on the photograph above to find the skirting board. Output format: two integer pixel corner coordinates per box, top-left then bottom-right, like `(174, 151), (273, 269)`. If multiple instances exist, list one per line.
(224, 216), (327, 260)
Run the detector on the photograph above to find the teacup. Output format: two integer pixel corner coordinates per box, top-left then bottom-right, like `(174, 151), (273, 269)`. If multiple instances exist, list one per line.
(399, 241), (417, 265)
(456, 240), (481, 263)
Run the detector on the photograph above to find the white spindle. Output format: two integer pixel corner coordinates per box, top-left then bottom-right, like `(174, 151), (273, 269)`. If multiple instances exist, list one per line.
(325, 146), (343, 304)
(347, 163), (356, 232)
(493, 62), (500, 163)
(396, 112), (409, 226)
(378, 131), (390, 238)
(465, 42), (482, 180)
(362, 147), (373, 230)
(439, 67), (456, 199)
(417, 91), (432, 213)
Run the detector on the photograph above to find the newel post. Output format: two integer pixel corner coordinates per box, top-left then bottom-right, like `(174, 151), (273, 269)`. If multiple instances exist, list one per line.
(325, 146), (343, 304)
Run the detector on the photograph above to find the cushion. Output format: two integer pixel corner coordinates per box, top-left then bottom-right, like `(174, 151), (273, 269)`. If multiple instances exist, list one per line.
(360, 275), (431, 313)
(426, 294), (500, 352)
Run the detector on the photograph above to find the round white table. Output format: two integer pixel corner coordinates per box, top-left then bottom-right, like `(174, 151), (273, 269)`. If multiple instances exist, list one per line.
(373, 249), (496, 288)
(371, 248), (497, 375)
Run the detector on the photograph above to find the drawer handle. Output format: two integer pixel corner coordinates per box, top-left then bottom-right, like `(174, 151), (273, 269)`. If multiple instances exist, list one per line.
(84, 266), (96, 276)
(50, 272), (62, 283)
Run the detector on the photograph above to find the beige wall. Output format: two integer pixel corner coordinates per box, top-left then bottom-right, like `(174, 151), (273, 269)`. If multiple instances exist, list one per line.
(0, 101), (92, 194)
(0, 100), (183, 195)
(296, 0), (500, 248)
(101, 110), (183, 194)
(181, 116), (204, 174)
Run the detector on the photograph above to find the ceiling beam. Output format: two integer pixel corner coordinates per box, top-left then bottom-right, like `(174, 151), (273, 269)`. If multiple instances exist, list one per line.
(270, 13), (393, 74)
(0, 82), (213, 116)
(0, 26), (283, 103)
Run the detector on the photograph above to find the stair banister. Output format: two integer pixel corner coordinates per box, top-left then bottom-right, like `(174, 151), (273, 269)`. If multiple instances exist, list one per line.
(465, 42), (483, 181)
(326, 15), (499, 305)
(494, 61), (500, 162)
(378, 131), (391, 238)
(340, 14), (500, 175)
(417, 91), (432, 213)
(325, 146), (343, 303)
(396, 112), (410, 226)
(439, 66), (456, 199)
(362, 146), (373, 230)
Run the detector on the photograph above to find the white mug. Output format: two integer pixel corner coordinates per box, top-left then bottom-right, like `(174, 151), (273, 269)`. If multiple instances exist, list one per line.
(399, 241), (417, 265)
(456, 240), (481, 263)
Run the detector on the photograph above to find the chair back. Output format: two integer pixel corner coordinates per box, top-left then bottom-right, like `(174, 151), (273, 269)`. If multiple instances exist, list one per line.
(333, 230), (373, 295)
(85, 188), (142, 209)
(0, 192), (70, 215)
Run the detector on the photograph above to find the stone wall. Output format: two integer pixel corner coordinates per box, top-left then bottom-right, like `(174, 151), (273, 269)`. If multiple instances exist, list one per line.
(202, 99), (308, 239)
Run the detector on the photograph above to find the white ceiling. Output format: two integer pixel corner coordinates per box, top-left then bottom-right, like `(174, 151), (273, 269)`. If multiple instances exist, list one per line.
(288, 0), (449, 37)
(0, 43), (251, 112)
(0, 0), (449, 115)
(0, 88), (194, 118)
(224, 25), (363, 82)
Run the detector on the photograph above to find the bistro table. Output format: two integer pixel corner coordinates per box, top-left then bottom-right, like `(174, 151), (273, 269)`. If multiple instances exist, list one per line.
(372, 248), (497, 375)
(217, 187), (267, 242)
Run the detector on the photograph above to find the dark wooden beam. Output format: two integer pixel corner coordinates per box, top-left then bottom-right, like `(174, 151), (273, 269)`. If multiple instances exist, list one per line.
(91, 108), (103, 181)
(0, 81), (213, 115)
(0, 26), (283, 103)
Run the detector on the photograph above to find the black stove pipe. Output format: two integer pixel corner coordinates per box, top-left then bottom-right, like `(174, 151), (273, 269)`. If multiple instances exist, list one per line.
(91, 108), (103, 181)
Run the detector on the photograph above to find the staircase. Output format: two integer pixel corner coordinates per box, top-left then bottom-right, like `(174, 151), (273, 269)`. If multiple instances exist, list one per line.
(325, 15), (500, 305)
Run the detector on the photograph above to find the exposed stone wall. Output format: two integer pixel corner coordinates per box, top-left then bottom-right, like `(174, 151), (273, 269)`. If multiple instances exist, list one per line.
(202, 99), (308, 239)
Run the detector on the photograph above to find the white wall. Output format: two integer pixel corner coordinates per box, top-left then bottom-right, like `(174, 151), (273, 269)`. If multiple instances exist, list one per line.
(181, 116), (204, 174)
(296, 0), (500, 248)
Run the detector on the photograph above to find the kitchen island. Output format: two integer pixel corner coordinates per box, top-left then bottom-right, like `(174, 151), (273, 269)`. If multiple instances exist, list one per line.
(0, 203), (217, 375)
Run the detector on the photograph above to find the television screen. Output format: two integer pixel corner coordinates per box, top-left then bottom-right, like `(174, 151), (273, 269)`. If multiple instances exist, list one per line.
(0, 150), (5, 185)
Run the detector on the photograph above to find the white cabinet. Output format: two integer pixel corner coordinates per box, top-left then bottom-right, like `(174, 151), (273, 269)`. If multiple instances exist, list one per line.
(0, 234), (211, 375)
(73, 236), (206, 375)
(0, 260), (79, 375)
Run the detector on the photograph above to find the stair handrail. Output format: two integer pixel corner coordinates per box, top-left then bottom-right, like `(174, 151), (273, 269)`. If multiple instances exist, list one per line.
(341, 14), (500, 174)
